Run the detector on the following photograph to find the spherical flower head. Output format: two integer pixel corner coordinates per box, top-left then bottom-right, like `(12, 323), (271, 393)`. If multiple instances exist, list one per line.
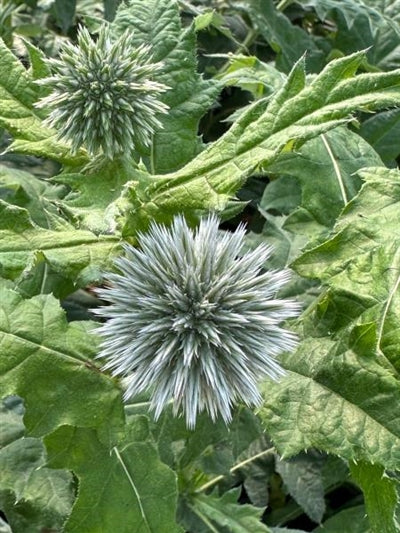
(35, 25), (169, 158)
(95, 215), (300, 428)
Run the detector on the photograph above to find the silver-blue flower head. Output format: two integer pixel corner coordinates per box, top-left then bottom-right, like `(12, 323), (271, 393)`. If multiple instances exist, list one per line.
(95, 215), (300, 428)
(35, 25), (169, 158)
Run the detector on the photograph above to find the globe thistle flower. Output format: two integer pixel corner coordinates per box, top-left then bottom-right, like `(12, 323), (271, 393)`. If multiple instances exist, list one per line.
(95, 215), (300, 428)
(35, 25), (168, 158)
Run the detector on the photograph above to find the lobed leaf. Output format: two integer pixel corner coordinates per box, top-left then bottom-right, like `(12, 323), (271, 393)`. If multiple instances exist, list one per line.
(0, 398), (74, 533)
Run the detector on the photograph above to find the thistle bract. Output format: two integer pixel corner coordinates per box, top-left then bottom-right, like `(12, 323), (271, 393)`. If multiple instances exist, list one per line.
(95, 215), (300, 428)
(36, 25), (168, 158)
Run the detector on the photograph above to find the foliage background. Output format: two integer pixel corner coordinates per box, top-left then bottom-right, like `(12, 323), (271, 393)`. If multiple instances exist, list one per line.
(1, 0), (400, 531)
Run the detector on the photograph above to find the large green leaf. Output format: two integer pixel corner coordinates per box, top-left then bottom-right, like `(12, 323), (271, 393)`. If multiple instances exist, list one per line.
(112, 0), (220, 174)
(350, 462), (399, 533)
(113, 51), (400, 236)
(0, 164), (68, 229)
(259, 167), (400, 470)
(359, 109), (400, 165)
(45, 419), (182, 533)
(0, 39), (87, 166)
(0, 287), (124, 439)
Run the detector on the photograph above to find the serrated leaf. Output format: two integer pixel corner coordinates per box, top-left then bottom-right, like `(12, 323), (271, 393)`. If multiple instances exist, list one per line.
(293, 167), (400, 373)
(0, 201), (119, 288)
(182, 488), (272, 533)
(216, 54), (286, 98)
(55, 156), (142, 233)
(114, 51), (400, 235)
(0, 38), (87, 166)
(0, 287), (124, 438)
(113, 0), (220, 173)
(45, 419), (182, 533)
(350, 462), (399, 533)
(259, 332), (400, 470)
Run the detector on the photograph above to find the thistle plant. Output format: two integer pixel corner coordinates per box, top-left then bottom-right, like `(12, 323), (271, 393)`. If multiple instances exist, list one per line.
(36, 25), (168, 158)
(95, 215), (299, 428)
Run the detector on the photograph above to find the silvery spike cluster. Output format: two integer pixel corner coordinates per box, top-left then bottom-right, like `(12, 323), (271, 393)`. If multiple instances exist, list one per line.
(36, 25), (169, 158)
(95, 215), (300, 428)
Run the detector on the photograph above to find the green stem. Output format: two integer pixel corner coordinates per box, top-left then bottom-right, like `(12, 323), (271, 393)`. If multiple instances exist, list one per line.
(216, 27), (258, 77)
(276, 0), (296, 11)
(195, 446), (275, 493)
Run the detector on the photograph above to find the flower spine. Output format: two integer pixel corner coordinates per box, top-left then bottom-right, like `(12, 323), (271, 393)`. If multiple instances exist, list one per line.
(36, 25), (169, 158)
(95, 215), (300, 428)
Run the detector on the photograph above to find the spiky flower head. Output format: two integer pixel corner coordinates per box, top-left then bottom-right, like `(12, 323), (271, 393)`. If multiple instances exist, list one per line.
(36, 25), (168, 158)
(95, 215), (300, 428)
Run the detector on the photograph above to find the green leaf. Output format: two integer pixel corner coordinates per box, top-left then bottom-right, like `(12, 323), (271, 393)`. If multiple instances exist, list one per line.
(0, 164), (68, 229)
(0, 398), (74, 533)
(0, 201), (119, 289)
(265, 127), (383, 239)
(216, 54), (286, 98)
(259, 332), (400, 470)
(275, 452), (326, 523)
(55, 156), (142, 234)
(301, 0), (400, 70)
(259, 167), (400, 470)
(0, 287), (124, 438)
(293, 167), (400, 373)
(54, 0), (76, 33)
(114, 51), (400, 235)
(313, 505), (369, 532)
(350, 462), (399, 533)
(45, 419), (183, 533)
(113, 0), (220, 173)
(0, 38), (87, 166)
(359, 109), (400, 165)
(182, 488), (272, 533)
(248, 0), (325, 73)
